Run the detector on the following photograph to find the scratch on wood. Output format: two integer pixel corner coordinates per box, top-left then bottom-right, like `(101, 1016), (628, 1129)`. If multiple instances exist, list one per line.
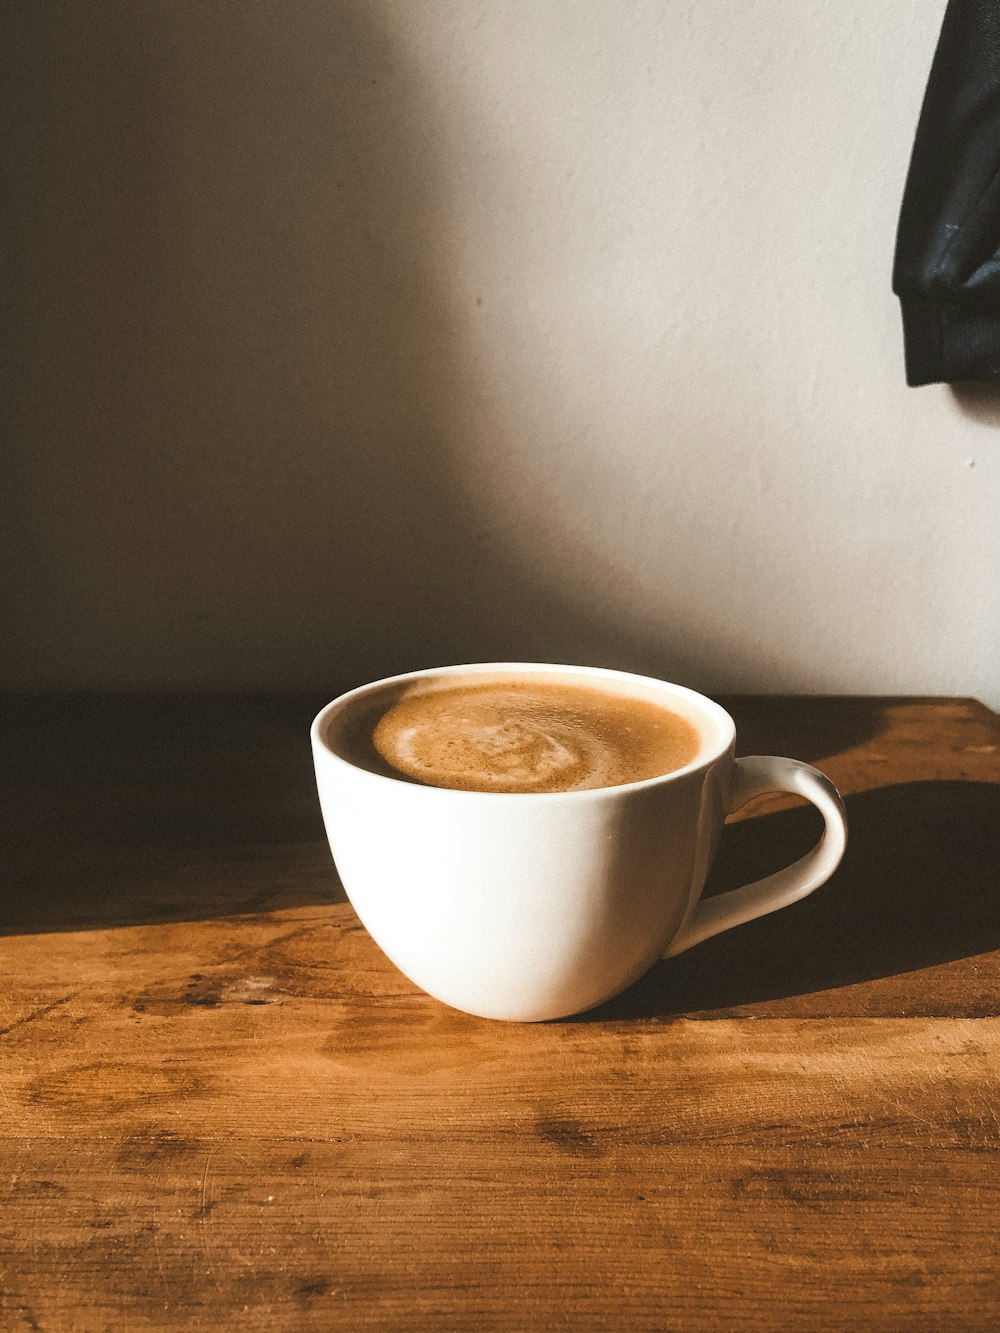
(152, 1205), (169, 1296)
(198, 1148), (222, 1294)
(0, 993), (79, 1039)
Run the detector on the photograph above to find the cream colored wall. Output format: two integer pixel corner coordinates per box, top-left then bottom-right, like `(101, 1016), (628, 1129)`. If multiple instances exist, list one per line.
(6, 1), (998, 703)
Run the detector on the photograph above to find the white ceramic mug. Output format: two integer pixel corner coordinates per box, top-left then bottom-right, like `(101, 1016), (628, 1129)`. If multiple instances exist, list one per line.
(311, 663), (848, 1022)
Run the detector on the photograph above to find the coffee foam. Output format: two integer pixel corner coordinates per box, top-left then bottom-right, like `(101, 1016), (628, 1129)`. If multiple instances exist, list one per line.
(371, 675), (702, 794)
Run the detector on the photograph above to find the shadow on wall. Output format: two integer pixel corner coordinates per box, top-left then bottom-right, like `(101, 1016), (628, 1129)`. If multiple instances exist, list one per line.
(950, 382), (1000, 427)
(6, 0), (652, 691)
(6, 2), (917, 701)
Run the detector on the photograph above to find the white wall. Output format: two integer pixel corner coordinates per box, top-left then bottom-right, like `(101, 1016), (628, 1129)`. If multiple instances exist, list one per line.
(5, 1), (998, 704)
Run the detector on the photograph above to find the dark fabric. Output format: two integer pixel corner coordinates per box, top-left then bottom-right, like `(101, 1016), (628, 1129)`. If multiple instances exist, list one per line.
(893, 0), (1000, 384)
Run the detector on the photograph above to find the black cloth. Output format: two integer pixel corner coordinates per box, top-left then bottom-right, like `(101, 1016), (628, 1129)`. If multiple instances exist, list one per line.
(893, 0), (1000, 385)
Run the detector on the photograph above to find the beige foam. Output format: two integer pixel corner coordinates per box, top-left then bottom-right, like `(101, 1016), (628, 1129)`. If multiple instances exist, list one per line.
(371, 676), (702, 794)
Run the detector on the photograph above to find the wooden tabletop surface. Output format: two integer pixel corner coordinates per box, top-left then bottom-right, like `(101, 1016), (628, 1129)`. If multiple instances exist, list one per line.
(2, 692), (998, 1331)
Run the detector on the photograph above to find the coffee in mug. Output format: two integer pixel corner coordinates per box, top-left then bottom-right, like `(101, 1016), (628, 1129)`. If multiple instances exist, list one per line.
(370, 672), (703, 794)
(312, 663), (848, 1022)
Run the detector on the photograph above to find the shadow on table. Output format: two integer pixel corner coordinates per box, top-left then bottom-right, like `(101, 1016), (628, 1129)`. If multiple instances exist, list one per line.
(0, 691), (887, 936)
(575, 778), (1000, 1021)
(4, 696), (997, 1021)
(0, 693), (345, 936)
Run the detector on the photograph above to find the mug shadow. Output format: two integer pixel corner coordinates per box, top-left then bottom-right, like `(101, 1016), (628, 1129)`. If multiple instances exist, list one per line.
(573, 778), (1000, 1021)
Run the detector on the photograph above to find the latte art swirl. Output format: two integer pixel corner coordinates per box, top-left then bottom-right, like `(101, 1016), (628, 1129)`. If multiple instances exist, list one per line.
(371, 677), (702, 794)
(385, 712), (613, 792)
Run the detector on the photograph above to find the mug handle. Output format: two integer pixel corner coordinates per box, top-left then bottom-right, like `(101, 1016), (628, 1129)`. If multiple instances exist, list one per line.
(663, 755), (848, 958)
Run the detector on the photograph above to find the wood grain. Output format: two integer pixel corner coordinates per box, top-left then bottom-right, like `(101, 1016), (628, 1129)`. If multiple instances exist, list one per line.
(1, 693), (998, 1330)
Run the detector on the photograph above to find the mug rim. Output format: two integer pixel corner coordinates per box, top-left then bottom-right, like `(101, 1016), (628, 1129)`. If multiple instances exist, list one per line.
(310, 662), (737, 801)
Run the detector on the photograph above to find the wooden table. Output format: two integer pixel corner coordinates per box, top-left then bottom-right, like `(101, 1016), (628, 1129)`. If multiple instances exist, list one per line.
(2, 693), (998, 1331)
